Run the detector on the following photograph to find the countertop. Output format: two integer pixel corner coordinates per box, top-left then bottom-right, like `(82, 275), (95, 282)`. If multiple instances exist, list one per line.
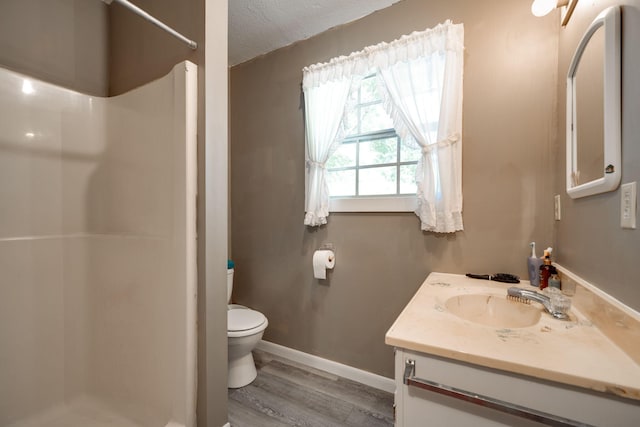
(385, 272), (640, 401)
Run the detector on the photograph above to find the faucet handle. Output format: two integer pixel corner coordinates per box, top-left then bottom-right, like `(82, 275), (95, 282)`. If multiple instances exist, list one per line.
(544, 287), (572, 316)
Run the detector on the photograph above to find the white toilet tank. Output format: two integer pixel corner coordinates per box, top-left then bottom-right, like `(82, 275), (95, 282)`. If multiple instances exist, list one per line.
(227, 260), (234, 304)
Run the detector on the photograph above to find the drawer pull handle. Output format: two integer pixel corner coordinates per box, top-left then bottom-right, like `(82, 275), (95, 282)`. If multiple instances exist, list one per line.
(403, 359), (592, 427)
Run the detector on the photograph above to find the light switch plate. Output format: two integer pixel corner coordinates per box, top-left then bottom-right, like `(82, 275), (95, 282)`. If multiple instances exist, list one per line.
(554, 195), (561, 221)
(621, 182), (637, 229)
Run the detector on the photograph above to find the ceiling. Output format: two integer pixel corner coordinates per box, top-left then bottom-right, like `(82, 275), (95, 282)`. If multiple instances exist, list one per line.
(228, 0), (403, 66)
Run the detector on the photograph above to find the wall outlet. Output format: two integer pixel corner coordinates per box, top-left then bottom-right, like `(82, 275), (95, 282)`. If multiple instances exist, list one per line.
(621, 182), (637, 229)
(554, 195), (561, 221)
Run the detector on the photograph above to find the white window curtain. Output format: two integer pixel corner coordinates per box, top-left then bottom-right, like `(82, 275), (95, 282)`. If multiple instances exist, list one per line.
(302, 20), (464, 232)
(302, 78), (352, 226)
(375, 22), (464, 232)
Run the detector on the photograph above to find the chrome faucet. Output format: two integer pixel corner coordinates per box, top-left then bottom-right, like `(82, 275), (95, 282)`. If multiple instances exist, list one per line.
(507, 287), (570, 320)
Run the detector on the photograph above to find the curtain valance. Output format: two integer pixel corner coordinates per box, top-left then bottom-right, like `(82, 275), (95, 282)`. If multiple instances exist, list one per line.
(302, 20), (463, 89)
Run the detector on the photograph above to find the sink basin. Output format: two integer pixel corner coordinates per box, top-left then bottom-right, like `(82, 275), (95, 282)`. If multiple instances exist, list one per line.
(445, 294), (541, 328)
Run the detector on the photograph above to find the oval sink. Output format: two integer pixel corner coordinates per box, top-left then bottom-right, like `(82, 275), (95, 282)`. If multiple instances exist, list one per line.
(445, 294), (541, 328)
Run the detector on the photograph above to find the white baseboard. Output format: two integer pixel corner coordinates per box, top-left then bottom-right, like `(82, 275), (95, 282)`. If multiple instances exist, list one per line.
(256, 340), (396, 394)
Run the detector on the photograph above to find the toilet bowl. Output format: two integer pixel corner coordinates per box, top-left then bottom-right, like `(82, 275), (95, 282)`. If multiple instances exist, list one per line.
(226, 263), (269, 388)
(227, 305), (268, 388)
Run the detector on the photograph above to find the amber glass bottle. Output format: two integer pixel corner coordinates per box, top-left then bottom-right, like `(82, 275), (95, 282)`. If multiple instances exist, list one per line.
(539, 251), (552, 290)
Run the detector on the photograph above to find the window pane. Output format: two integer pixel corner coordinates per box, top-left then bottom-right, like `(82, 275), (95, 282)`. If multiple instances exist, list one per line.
(359, 166), (397, 195)
(342, 108), (358, 136)
(327, 169), (356, 196)
(360, 103), (393, 134)
(400, 164), (417, 194)
(326, 142), (356, 169)
(360, 138), (397, 166)
(400, 142), (421, 162)
(360, 77), (380, 103)
(325, 71), (425, 202)
(347, 83), (359, 104)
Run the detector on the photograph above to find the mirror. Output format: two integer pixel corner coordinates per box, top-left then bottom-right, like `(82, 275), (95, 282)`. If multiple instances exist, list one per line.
(566, 6), (621, 199)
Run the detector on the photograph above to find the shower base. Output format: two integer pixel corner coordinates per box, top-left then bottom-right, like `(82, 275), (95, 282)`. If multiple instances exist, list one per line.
(6, 395), (177, 427)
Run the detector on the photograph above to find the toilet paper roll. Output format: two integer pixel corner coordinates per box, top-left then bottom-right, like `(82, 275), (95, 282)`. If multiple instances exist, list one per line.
(313, 250), (335, 279)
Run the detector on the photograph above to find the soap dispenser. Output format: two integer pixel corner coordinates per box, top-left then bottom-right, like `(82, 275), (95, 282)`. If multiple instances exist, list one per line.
(527, 242), (543, 287)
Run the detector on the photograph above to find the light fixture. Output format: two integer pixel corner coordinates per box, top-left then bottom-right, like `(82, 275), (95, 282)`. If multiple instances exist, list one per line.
(531, 0), (578, 26)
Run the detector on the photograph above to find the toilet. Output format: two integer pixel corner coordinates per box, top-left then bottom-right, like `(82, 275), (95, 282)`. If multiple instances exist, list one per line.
(227, 261), (268, 388)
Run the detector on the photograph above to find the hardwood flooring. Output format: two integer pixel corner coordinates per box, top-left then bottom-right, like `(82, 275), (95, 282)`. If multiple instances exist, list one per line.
(228, 350), (395, 427)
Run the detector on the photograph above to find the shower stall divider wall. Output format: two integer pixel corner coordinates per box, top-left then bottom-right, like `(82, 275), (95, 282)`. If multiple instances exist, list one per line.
(0, 61), (198, 427)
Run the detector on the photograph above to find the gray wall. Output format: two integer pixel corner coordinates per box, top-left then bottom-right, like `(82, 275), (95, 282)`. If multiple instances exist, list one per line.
(107, 0), (202, 95)
(555, 0), (640, 310)
(230, 0), (559, 378)
(0, 0), (108, 96)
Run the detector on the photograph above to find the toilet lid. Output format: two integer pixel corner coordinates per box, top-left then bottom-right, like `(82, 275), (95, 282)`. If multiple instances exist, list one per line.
(228, 308), (266, 332)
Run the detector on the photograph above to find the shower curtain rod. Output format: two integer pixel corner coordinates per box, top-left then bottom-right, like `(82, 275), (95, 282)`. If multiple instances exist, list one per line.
(104, 0), (197, 50)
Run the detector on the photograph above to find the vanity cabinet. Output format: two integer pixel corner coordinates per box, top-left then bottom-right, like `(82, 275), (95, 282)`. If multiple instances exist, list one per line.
(386, 272), (640, 427)
(394, 348), (639, 427)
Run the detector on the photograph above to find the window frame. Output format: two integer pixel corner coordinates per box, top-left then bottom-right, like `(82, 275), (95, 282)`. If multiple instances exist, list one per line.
(325, 75), (419, 213)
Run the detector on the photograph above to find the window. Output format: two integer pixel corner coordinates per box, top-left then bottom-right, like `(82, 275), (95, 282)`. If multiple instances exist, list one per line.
(302, 20), (463, 231)
(326, 75), (420, 212)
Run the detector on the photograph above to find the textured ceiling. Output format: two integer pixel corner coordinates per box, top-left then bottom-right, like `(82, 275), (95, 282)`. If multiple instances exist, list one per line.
(229, 0), (403, 66)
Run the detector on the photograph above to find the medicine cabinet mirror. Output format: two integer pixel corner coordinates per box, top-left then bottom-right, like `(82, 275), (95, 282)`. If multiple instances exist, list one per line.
(566, 6), (621, 199)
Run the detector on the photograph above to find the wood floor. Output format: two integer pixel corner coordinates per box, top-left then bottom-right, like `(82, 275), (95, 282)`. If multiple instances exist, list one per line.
(228, 350), (395, 427)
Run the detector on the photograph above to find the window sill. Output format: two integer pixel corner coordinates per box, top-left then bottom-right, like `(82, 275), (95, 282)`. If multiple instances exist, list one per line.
(329, 196), (417, 212)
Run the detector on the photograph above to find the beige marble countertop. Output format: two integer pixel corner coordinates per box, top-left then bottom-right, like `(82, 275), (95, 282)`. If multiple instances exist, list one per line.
(385, 272), (640, 401)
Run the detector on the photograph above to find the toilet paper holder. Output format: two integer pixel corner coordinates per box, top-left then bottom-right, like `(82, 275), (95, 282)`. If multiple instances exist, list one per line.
(319, 242), (335, 255)
(313, 243), (336, 280)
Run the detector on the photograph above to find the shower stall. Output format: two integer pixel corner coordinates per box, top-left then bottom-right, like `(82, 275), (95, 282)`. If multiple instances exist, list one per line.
(0, 60), (198, 426)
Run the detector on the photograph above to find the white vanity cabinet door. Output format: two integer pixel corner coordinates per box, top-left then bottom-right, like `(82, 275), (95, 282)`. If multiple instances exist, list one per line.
(394, 349), (544, 427)
(394, 348), (640, 427)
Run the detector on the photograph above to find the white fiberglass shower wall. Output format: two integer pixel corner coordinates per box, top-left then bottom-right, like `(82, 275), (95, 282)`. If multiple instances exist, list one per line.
(0, 61), (197, 427)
